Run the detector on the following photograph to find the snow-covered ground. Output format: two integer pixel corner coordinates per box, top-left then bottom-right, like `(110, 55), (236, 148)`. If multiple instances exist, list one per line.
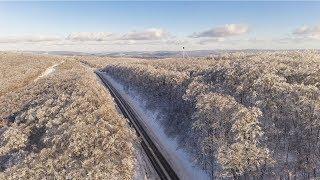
(133, 144), (160, 180)
(100, 72), (210, 180)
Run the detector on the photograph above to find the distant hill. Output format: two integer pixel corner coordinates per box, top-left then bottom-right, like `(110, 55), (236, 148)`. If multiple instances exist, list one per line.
(21, 49), (319, 59)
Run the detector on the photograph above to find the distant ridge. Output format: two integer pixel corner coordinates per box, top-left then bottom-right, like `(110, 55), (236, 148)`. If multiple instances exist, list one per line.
(20, 49), (320, 59)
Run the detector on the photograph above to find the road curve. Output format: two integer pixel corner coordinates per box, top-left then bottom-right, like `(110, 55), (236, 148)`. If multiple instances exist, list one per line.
(96, 71), (179, 180)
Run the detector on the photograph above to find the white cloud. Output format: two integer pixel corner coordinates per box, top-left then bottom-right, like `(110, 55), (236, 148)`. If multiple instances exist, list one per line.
(293, 25), (320, 40)
(273, 37), (313, 44)
(0, 28), (170, 45)
(198, 37), (225, 45)
(165, 39), (189, 45)
(121, 28), (169, 40)
(4, 25), (320, 51)
(66, 29), (170, 42)
(67, 32), (115, 41)
(112, 40), (137, 45)
(0, 35), (62, 43)
(191, 24), (249, 38)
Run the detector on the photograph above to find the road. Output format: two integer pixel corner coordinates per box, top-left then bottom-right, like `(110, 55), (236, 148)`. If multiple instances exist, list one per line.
(96, 71), (179, 180)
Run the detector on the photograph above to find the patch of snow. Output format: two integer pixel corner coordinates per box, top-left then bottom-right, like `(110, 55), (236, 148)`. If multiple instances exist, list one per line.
(100, 72), (210, 180)
(34, 61), (64, 82)
(134, 144), (160, 180)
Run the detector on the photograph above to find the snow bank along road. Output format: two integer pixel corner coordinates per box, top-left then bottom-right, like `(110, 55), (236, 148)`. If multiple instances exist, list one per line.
(96, 71), (179, 180)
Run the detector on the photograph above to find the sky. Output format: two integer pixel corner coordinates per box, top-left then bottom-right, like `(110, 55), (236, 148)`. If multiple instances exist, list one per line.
(0, 1), (320, 52)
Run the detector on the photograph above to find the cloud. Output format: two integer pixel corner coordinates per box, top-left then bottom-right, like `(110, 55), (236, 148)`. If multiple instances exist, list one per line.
(0, 35), (62, 43)
(274, 37), (312, 44)
(67, 32), (115, 41)
(121, 28), (169, 40)
(0, 28), (170, 45)
(112, 40), (137, 45)
(66, 29), (170, 42)
(165, 39), (189, 45)
(198, 37), (225, 45)
(293, 25), (320, 40)
(191, 24), (249, 38)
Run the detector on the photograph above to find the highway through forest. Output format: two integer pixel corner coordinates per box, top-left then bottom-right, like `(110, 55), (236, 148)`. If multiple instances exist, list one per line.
(96, 71), (180, 180)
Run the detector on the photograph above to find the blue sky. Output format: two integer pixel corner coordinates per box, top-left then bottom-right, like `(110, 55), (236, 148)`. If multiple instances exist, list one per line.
(0, 1), (320, 52)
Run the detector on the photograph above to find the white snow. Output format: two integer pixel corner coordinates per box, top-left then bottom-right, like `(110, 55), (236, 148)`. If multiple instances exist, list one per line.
(34, 61), (64, 82)
(133, 144), (159, 180)
(100, 72), (210, 180)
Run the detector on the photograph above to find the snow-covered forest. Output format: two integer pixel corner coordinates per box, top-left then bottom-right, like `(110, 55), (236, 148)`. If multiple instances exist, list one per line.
(0, 53), (137, 179)
(0, 53), (59, 97)
(100, 50), (320, 179)
(1, 51), (319, 179)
